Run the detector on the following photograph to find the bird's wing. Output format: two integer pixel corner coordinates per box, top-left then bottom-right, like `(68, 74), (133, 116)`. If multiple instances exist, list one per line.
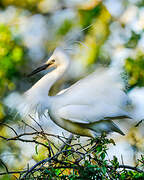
(58, 68), (131, 110)
(58, 104), (130, 124)
(58, 105), (90, 124)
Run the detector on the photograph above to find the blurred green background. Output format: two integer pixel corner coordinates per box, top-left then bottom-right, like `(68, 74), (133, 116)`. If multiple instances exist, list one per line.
(0, 0), (144, 179)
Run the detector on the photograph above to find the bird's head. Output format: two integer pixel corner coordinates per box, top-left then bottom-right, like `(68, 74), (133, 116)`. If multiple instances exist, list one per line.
(28, 47), (70, 77)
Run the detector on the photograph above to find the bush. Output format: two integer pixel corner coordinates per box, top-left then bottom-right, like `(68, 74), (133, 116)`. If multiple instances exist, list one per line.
(0, 124), (143, 180)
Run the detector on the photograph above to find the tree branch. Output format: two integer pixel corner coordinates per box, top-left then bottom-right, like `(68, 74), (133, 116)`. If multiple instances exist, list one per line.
(118, 165), (143, 173)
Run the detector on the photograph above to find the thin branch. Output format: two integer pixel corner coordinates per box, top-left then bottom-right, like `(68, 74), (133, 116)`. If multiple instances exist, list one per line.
(29, 115), (44, 132)
(0, 122), (18, 136)
(21, 120), (38, 132)
(60, 133), (73, 151)
(0, 159), (9, 174)
(22, 149), (84, 179)
(0, 130), (68, 142)
(0, 132), (51, 150)
(135, 119), (144, 127)
(118, 165), (144, 173)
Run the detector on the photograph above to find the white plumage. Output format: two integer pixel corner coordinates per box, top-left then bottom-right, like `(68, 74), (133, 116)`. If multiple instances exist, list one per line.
(7, 48), (132, 137)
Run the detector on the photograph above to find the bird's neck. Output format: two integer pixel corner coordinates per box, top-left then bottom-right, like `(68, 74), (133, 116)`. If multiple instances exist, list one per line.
(30, 64), (68, 98)
(23, 65), (67, 117)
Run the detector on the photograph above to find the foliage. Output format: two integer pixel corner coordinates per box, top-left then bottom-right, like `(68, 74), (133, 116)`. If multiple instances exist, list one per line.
(0, 24), (26, 173)
(123, 31), (144, 89)
(124, 31), (141, 49)
(29, 135), (143, 180)
(79, 4), (102, 30)
(25, 135), (144, 180)
(124, 53), (144, 88)
(0, 125), (143, 180)
(0, 0), (41, 12)
(0, 24), (25, 121)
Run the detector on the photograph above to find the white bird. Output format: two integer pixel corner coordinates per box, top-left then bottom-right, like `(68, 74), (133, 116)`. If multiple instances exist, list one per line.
(17, 48), (132, 137)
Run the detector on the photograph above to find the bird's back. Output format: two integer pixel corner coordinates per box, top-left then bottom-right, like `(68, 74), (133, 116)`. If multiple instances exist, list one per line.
(57, 68), (130, 108)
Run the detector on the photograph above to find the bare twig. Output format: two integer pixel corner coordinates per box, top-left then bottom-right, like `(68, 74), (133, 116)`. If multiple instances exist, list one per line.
(0, 122), (18, 136)
(60, 133), (73, 151)
(29, 115), (44, 132)
(135, 119), (144, 127)
(118, 165), (143, 173)
(21, 120), (38, 132)
(0, 159), (9, 174)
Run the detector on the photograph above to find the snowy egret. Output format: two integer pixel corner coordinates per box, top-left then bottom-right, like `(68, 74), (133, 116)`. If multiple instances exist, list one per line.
(20, 48), (132, 137)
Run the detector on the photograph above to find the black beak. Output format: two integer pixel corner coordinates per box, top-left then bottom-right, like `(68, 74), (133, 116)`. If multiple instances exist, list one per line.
(27, 64), (49, 77)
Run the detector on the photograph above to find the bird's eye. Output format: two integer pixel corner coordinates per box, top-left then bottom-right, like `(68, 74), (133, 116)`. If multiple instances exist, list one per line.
(51, 59), (55, 63)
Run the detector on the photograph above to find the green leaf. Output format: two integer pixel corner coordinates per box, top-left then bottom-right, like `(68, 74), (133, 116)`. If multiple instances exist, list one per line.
(100, 152), (106, 160)
(96, 145), (103, 153)
(101, 166), (107, 175)
(35, 144), (39, 155)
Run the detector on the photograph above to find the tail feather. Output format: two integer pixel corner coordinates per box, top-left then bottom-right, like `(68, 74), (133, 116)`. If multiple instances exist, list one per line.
(88, 120), (125, 136)
(111, 121), (125, 136)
